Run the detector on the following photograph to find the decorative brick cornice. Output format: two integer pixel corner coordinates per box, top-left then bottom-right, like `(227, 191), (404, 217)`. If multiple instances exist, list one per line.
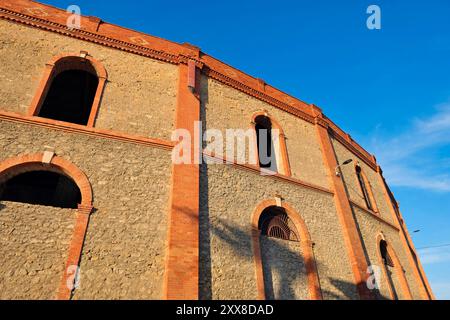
(204, 67), (315, 124)
(0, 0), (379, 171)
(325, 115), (377, 171)
(314, 116), (329, 129)
(0, 7), (180, 65)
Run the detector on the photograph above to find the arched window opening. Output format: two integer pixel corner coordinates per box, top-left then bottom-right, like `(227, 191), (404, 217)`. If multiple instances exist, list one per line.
(257, 206), (305, 300)
(380, 240), (394, 267)
(0, 171), (81, 209)
(39, 70), (98, 125)
(255, 115), (277, 171)
(38, 64), (99, 125)
(356, 165), (374, 211)
(380, 240), (399, 300)
(259, 206), (299, 242)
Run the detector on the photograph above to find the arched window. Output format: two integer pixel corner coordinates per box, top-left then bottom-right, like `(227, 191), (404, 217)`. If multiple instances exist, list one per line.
(259, 207), (299, 242)
(355, 165), (378, 212)
(376, 236), (413, 300)
(252, 200), (322, 300)
(252, 113), (291, 176)
(0, 170), (81, 209)
(0, 154), (93, 299)
(39, 69), (98, 125)
(29, 53), (107, 127)
(257, 206), (305, 300)
(379, 239), (399, 300)
(255, 115), (276, 170)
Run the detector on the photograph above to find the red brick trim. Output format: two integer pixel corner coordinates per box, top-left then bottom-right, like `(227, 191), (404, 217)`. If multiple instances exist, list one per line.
(0, 110), (175, 151)
(349, 201), (399, 231)
(312, 108), (375, 300)
(325, 115), (377, 171)
(163, 63), (201, 300)
(28, 52), (108, 127)
(202, 152), (334, 196)
(397, 209), (436, 300)
(251, 199), (322, 300)
(354, 164), (379, 214)
(57, 204), (93, 300)
(0, 153), (93, 300)
(377, 167), (433, 299)
(0, 0), (379, 171)
(204, 67), (315, 124)
(376, 233), (413, 300)
(251, 111), (292, 177)
(0, 153), (92, 205)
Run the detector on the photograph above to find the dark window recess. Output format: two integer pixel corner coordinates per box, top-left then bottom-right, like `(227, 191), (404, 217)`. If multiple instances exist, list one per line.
(0, 171), (81, 209)
(356, 166), (373, 210)
(380, 240), (395, 267)
(255, 116), (275, 170)
(259, 206), (299, 242)
(38, 70), (99, 125)
(380, 240), (398, 300)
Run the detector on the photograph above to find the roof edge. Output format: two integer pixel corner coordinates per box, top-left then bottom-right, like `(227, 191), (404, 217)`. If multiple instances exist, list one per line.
(0, 0), (377, 169)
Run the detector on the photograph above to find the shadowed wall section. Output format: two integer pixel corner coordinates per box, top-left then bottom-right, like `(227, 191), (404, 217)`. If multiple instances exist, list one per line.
(260, 237), (307, 300)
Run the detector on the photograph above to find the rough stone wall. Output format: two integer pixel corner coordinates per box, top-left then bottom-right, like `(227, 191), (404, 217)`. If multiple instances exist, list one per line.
(201, 77), (329, 189)
(330, 137), (394, 224)
(0, 201), (76, 300)
(352, 206), (422, 300)
(0, 19), (177, 140)
(0, 120), (172, 299)
(260, 237), (308, 300)
(199, 163), (358, 300)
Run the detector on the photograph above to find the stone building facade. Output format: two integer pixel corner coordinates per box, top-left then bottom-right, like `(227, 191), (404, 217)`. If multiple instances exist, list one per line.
(0, 0), (433, 300)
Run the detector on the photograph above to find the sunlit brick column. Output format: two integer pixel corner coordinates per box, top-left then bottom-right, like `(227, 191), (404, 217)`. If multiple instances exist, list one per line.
(312, 105), (375, 300)
(57, 204), (93, 300)
(163, 59), (201, 299)
(377, 166), (434, 300)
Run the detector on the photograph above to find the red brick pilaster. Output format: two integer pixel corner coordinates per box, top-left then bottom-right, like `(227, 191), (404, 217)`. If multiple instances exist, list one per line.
(57, 204), (93, 300)
(312, 105), (374, 300)
(377, 167), (434, 299)
(163, 60), (201, 299)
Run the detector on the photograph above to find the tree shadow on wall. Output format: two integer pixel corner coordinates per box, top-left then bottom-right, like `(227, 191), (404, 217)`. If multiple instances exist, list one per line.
(198, 162), (321, 300)
(214, 216), (311, 300)
(198, 166), (383, 300)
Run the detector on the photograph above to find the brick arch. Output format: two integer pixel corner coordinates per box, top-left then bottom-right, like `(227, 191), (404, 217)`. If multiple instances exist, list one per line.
(47, 53), (108, 79)
(354, 163), (379, 213)
(0, 153), (93, 206)
(251, 111), (292, 176)
(28, 52), (108, 127)
(251, 199), (322, 300)
(376, 233), (413, 300)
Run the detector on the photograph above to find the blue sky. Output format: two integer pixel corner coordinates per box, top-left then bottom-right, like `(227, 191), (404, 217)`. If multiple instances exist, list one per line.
(41, 0), (450, 299)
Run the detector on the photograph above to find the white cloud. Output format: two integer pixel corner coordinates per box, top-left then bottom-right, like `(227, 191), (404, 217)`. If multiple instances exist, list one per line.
(418, 247), (450, 265)
(363, 102), (450, 192)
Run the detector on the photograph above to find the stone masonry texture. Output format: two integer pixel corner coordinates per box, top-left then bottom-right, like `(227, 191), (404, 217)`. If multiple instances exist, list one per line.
(0, 8), (430, 300)
(0, 19), (177, 140)
(0, 120), (172, 299)
(0, 202), (75, 300)
(199, 164), (358, 300)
